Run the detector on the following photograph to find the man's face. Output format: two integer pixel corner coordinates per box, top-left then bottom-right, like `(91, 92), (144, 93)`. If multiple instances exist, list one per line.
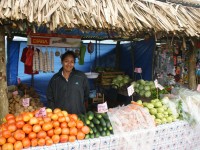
(62, 55), (75, 72)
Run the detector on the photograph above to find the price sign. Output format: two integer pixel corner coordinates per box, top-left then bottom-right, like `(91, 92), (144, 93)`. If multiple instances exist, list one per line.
(12, 91), (18, 95)
(97, 102), (108, 113)
(154, 79), (159, 88)
(127, 85), (134, 96)
(35, 107), (46, 117)
(22, 98), (30, 107)
(197, 84), (200, 92)
(134, 68), (142, 73)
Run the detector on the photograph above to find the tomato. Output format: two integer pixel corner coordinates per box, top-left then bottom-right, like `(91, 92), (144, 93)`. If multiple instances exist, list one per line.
(45, 138), (53, 146)
(51, 114), (58, 121)
(52, 135), (60, 144)
(43, 117), (51, 123)
(22, 114), (31, 122)
(68, 135), (76, 142)
(68, 120), (76, 128)
(70, 114), (78, 121)
(5, 114), (15, 121)
(0, 137), (6, 146)
(42, 122), (53, 131)
(61, 128), (70, 135)
(57, 112), (64, 117)
(28, 132), (37, 139)
(16, 120), (25, 129)
(60, 135), (69, 143)
(69, 127), (78, 136)
(31, 139), (38, 147)
(53, 108), (61, 114)
(7, 119), (15, 125)
(15, 115), (23, 121)
(22, 138), (31, 148)
(14, 141), (23, 150)
(22, 124), (32, 134)
(29, 117), (38, 125)
(37, 130), (47, 139)
(1, 124), (8, 131)
(47, 112), (53, 118)
(58, 116), (66, 123)
(77, 131), (85, 140)
(14, 130), (25, 141)
(76, 120), (84, 129)
(60, 122), (68, 128)
(37, 139), (45, 146)
(2, 143), (13, 150)
(65, 116), (70, 123)
(62, 111), (68, 117)
(7, 124), (17, 133)
(38, 120), (44, 126)
(2, 130), (11, 139)
(47, 129), (54, 137)
(54, 127), (62, 135)
(52, 121), (60, 128)
(32, 124), (41, 133)
(81, 126), (90, 134)
(7, 137), (16, 144)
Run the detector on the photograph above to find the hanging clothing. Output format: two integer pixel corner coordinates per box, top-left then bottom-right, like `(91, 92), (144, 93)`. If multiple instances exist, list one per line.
(21, 47), (39, 75)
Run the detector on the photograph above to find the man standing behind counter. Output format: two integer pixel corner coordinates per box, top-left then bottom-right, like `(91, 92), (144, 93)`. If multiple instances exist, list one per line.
(46, 51), (89, 114)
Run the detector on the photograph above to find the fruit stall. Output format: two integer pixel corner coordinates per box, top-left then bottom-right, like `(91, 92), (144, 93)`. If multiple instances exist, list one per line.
(1, 82), (200, 150)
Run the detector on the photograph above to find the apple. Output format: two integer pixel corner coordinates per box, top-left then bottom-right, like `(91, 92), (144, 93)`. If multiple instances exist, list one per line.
(156, 113), (164, 119)
(143, 102), (148, 107)
(147, 103), (154, 109)
(161, 118), (167, 124)
(166, 116), (173, 123)
(167, 109), (172, 115)
(157, 107), (164, 113)
(137, 100), (143, 105)
(154, 102), (162, 108)
(150, 108), (157, 115)
(162, 105), (168, 110)
(172, 116), (177, 121)
(163, 111), (168, 115)
(155, 119), (162, 125)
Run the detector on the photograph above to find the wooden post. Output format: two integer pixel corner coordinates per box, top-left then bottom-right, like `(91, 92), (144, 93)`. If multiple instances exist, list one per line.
(188, 41), (197, 90)
(0, 27), (9, 123)
(115, 41), (121, 69)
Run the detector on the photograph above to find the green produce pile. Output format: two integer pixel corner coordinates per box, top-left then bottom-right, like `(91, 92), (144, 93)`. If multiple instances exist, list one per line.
(136, 99), (178, 125)
(132, 79), (169, 99)
(112, 75), (131, 89)
(79, 111), (113, 139)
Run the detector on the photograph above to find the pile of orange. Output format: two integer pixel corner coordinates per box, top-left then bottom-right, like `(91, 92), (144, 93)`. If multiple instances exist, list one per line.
(0, 108), (90, 150)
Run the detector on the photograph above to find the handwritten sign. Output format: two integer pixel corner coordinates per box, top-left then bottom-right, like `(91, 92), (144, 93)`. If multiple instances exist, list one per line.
(22, 98), (30, 107)
(97, 102), (108, 113)
(127, 85), (134, 96)
(154, 79), (164, 90)
(154, 79), (159, 88)
(197, 84), (200, 92)
(134, 68), (142, 73)
(35, 107), (46, 117)
(12, 91), (18, 95)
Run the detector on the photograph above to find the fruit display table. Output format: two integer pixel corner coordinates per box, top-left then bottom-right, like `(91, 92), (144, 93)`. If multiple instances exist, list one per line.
(25, 121), (200, 150)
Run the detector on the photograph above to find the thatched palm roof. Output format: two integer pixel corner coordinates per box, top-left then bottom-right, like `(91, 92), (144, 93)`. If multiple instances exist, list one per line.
(0, 0), (200, 37)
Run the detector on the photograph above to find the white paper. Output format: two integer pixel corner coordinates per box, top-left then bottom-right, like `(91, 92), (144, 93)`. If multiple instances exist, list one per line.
(127, 85), (134, 96)
(98, 102), (108, 113)
(22, 98), (30, 107)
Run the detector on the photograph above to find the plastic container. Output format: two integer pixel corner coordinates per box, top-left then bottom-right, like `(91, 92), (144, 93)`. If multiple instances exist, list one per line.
(85, 72), (99, 79)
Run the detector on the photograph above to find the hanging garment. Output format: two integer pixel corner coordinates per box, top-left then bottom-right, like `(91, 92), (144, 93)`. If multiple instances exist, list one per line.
(21, 47), (39, 75)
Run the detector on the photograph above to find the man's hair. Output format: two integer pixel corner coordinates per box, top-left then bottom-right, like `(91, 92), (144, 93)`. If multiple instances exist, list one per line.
(61, 51), (76, 62)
